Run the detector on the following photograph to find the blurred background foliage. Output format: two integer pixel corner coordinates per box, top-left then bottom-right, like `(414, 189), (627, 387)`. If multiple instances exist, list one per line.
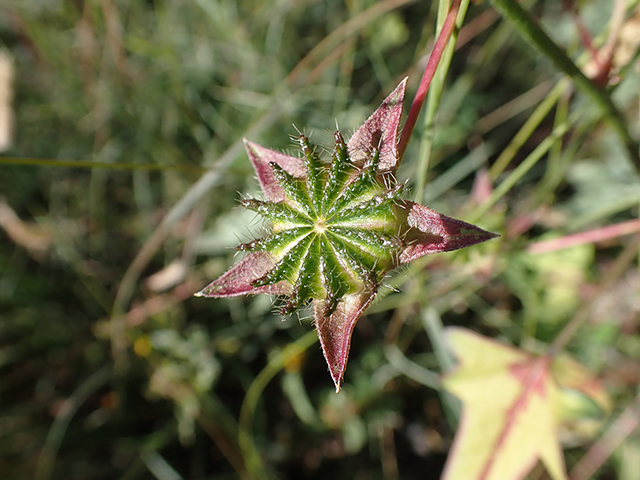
(1, 0), (639, 479)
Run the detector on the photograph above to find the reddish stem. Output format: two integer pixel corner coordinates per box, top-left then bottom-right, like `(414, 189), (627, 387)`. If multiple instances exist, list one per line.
(397, 0), (462, 162)
(527, 219), (640, 254)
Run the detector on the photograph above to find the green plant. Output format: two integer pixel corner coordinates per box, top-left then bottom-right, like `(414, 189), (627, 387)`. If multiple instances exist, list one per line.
(2, 0), (640, 479)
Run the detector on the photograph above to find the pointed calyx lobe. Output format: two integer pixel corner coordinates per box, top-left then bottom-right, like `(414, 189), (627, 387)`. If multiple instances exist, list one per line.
(196, 79), (498, 391)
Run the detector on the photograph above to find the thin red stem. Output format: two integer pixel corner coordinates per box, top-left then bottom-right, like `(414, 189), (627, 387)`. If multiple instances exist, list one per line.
(397, 0), (462, 162)
(528, 219), (640, 254)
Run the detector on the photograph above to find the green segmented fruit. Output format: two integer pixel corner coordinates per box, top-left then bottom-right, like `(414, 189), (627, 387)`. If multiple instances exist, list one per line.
(197, 79), (501, 392)
(246, 132), (403, 314)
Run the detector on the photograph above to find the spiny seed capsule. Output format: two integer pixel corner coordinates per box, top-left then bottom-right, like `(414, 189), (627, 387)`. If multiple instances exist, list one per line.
(244, 133), (402, 315)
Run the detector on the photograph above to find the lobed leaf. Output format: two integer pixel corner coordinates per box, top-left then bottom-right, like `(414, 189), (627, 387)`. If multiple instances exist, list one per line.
(441, 328), (567, 480)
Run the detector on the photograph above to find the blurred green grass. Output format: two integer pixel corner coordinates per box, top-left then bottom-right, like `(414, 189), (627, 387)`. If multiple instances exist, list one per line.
(1, 0), (640, 479)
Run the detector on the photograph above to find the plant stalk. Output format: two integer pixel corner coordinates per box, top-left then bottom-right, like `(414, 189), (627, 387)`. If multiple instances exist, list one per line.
(487, 0), (640, 168)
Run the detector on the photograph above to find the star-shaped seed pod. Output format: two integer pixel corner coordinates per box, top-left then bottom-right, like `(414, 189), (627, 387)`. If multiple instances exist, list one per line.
(196, 80), (498, 391)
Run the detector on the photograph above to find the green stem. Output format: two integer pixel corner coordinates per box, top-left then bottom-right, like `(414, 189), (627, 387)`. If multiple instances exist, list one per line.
(35, 366), (112, 480)
(471, 109), (582, 221)
(421, 308), (461, 427)
(487, 0), (640, 168)
(488, 79), (570, 181)
(397, 0), (464, 162)
(238, 330), (318, 479)
(413, 0), (470, 203)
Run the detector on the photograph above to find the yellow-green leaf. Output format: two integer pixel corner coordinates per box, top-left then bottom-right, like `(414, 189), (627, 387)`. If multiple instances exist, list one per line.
(441, 328), (566, 480)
